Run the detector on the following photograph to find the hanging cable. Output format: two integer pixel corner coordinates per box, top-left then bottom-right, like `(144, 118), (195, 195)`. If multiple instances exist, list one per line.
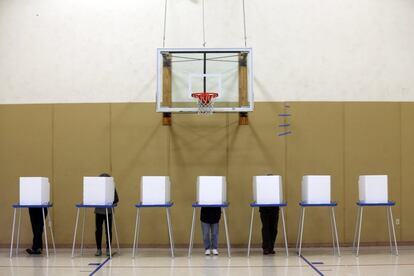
(242, 0), (247, 47)
(202, 0), (206, 47)
(162, 0), (168, 47)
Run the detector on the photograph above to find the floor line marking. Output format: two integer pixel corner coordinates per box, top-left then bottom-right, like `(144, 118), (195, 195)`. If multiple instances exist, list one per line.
(300, 254), (324, 276)
(89, 256), (111, 276)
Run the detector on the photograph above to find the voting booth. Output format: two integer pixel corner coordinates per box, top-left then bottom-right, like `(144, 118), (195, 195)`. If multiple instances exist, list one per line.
(301, 175), (331, 203)
(83, 176), (115, 205)
(253, 175), (283, 204)
(140, 176), (171, 204)
(72, 176), (119, 258)
(353, 175), (398, 256)
(296, 175), (340, 256)
(189, 176), (231, 257)
(12, 177), (55, 258)
(19, 177), (50, 205)
(247, 175), (289, 257)
(358, 175), (388, 203)
(197, 176), (226, 204)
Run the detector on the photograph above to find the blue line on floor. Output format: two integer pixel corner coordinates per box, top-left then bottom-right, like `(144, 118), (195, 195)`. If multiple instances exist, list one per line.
(88, 263), (101, 266)
(89, 257), (111, 276)
(300, 254), (324, 276)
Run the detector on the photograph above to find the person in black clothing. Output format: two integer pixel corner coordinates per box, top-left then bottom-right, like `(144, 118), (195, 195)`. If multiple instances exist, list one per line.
(200, 207), (221, 256)
(259, 206), (279, 255)
(95, 173), (119, 257)
(26, 208), (48, 255)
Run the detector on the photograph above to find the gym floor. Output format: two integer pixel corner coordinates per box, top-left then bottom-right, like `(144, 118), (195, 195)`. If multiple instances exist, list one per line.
(1, 246), (412, 276)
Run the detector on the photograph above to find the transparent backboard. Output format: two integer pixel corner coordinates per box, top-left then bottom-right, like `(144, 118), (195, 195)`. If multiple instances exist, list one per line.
(156, 48), (254, 113)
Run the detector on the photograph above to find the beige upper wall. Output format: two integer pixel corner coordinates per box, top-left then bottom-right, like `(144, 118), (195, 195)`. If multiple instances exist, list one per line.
(0, 0), (414, 103)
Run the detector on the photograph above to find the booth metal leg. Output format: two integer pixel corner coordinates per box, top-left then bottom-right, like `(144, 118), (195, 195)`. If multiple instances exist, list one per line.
(16, 209), (22, 255)
(247, 207), (255, 257)
(112, 208), (120, 254)
(10, 208), (17, 258)
(352, 206), (361, 252)
(188, 208), (196, 257)
(71, 208), (80, 258)
(295, 207), (304, 250)
(106, 209), (112, 258)
(132, 209), (140, 258)
(48, 210), (56, 254)
(166, 208), (175, 257)
(386, 206), (393, 254)
(331, 207), (341, 256)
(222, 208), (231, 258)
(356, 206), (364, 256)
(298, 207), (305, 256)
(80, 209), (86, 256)
(281, 207), (289, 257)
(42, 208), (49, 258)
(389, 207), (399, 255)
(329, 207), (335, 255)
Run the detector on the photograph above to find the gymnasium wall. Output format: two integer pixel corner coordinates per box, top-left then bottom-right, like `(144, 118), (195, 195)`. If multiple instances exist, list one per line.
(0, 0), (413, 103)
(1, 0), (414, 247)
(1, 102), (414, 247)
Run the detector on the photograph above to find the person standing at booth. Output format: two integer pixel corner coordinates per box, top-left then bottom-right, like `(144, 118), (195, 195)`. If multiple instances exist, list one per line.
(95, 173), (119, 257)
(200, 207), (221, 255)
(26, 208), (48, 255)
(259, 206), (279, 255)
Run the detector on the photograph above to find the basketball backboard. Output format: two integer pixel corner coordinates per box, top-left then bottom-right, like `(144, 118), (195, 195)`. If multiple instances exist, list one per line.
(156, 48), (254, 113)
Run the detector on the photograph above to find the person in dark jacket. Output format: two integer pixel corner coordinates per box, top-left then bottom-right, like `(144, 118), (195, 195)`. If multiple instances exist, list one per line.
(259, 206), (279, 255)
(200, 207), (221, 255)
(26, 208), (48, 255)
(95, 173), (119, 257)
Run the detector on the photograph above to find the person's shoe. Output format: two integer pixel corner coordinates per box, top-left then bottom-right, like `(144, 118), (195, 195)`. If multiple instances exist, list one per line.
(95, 249), (102, 256)
(106, 250), (111, 257)
(263, 249), (270, 255)
(26, 248), (41, 255)
(270, 250), (276, 255)
(212, 249), (219, 255)
(204, 249), (211, 255)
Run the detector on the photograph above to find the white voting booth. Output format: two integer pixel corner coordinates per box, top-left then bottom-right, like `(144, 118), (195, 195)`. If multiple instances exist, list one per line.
(133, 176), (175, 258)
(83, 177), (115, 205)
(247, 175), (289, 257)
(359, 175), (388, 203)
(189, 176), (231, 257)
(12, 177), (55, 258)
(72, 176), (120, 259)
(297, 175), (340, 256)
(197, 176), (226, 204)
(253, 175), (283, 204)
(140, 176), (171, 204)
(19, 177), (50, 205)
(302, 175), (331, 203)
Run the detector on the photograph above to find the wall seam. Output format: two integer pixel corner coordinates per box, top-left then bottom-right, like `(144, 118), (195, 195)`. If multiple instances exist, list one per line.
(226, 113), (229, 185)
(342, 102), (346, 242)
(51, 104), (55, 231)
(109, 104), (113, 174)
(284, 103), (288, 219)
(399, 102), (403, 240)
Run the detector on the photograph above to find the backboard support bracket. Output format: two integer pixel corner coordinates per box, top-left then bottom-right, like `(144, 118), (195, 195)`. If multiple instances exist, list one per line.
(239, 112), (249, 125)
(162, 112), (172, 125)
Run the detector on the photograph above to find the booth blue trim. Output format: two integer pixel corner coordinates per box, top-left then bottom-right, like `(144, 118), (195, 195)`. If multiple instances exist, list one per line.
(72, 203), (120, 258)
(132, 202), (175, 257)
(10, 202), (55, 258)
(247, 202), (289, 256)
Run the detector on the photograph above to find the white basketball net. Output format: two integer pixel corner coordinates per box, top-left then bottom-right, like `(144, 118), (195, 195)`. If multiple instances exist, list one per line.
(196, 97), (216, 115)
(192, 92), (219, 115)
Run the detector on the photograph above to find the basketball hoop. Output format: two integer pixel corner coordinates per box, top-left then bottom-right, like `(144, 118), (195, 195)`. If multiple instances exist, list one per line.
(191, 92), (219, 115)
